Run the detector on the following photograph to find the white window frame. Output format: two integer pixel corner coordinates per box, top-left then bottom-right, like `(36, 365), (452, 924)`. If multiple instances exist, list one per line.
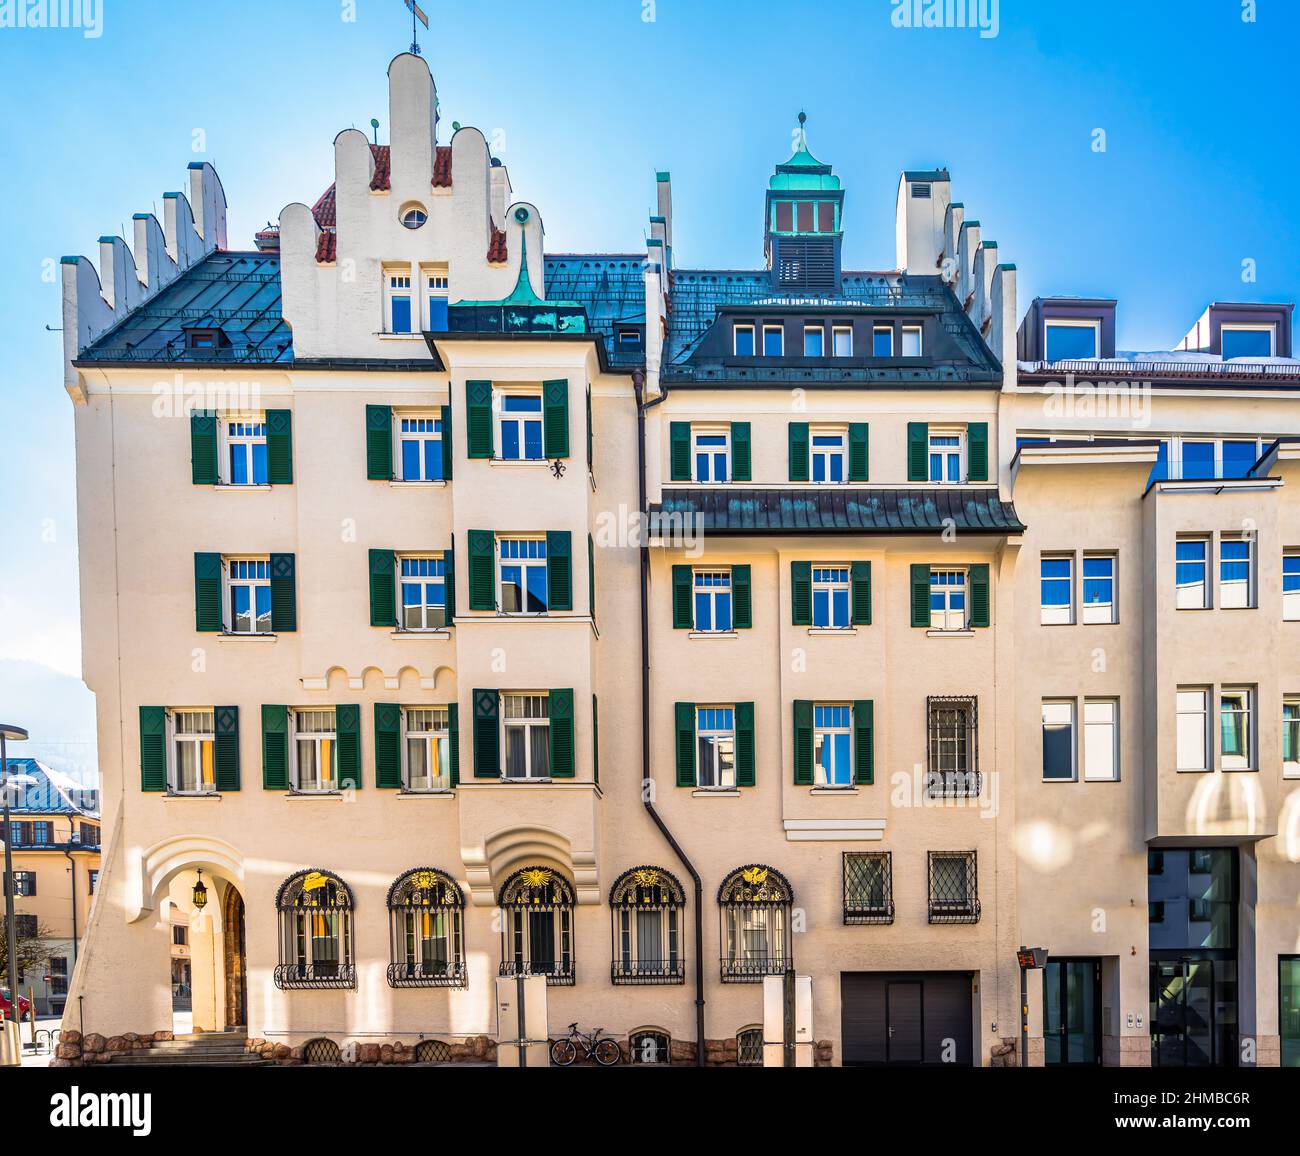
(813, 703), (853, 788)
(1041, 700), (1077, 782)
(1040, 554), (1075, 626)
(832, 325), (853, 357)
(170, 709), (217, 795)
(901, 325), (924, 357)
(1081, 553), (1118, 625)
(1220, 323), (1276, 359)
(692, 427), (731, 484)
(1285, 551), (1300, 622)
(930, 568), (968, 632)
(224, 557), (273, 636)
(733, 323), (756, 357)
(403, 706), (451, 792)
(1043, 318), (1100, 362)
(1083, 699), (1119, 782)
(1175, 536), (1210, 610)
(812, 565), (851, 630)
(803, 325), (825, 357)
(693, 569), (734, 633)
(1220, 687), (1255, 772)
(424, 268), (449, 330)
(1284, 697), (1300, 779)
(292, 708), (339, 794)
(810, 427), (848, 485)
(501, 693), (551, 781)
(1218, 534), (1254, 609)
(395, 412), (444, 483)
(762, 324), (784, 357)
(1168, 437), (1263, 481)
(221, 416), (268, 487)
(398, 554), (447, 631)
(497, 388), (544, 462)
(1176, 688), (1210, 772)
(696, 706), (736, 790)
(384, 268), (414, 335)
(872, 326), (894, 358)
(498, 537), (549, 616)
(928, 428), (965, 484)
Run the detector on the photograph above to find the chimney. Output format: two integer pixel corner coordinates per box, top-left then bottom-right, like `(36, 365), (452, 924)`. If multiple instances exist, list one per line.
(656, 172), (673, 251)
(895, 169), (951, 273)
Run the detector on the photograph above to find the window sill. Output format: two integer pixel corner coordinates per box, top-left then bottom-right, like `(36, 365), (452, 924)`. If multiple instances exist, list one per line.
(807, 627), (858, 637)
(284, 791), (345, 801)
(397, 789), (454, 799)
(691, 788), (740, 798)
(377, 332), (425, 341)
(163, 792), (222, 801)
(390, 629), (451, 640)
(213, 484), (274, 493)
(487, 458), (551, 468)
(689, 631), (739, 640)
(387, 479), (447, 489)
(810, 786), (859, 795)
(926, 629), (974, 639)
(499, 778), (554, 785)
(218, 633), (278, 643)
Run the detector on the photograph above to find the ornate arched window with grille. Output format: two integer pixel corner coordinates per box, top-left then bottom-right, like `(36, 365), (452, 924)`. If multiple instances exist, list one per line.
(387, 868), (466, 988)
(609, 866), (686, 984)
(717, 864), (793, 983)
(274, 870), (356, 989)
(498, 867), (575, 986)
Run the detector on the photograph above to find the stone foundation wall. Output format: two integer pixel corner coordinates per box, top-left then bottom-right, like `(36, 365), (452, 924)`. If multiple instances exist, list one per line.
(53, 1030), (172, 1067)
(245, 1035), (499, 1065)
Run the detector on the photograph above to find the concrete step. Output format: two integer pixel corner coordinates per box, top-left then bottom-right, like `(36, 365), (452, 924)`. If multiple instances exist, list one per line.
(108, 1052), (270, 1067)
(151, 1040), (249, 1052)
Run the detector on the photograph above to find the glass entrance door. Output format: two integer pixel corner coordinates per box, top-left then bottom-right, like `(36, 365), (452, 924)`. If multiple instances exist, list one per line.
(1281, 957), (1300, 1068)
(1043, 958), (1100, 1065)
(1151, 959), (1229, 1066)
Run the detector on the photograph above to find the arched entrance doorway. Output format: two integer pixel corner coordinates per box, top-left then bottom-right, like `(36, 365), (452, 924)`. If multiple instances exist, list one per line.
(222, 885), (247, 1030)
(166, 872), (248, 1035)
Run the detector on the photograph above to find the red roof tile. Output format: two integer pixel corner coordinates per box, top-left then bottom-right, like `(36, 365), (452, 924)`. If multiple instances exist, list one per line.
(312, 144), (391, 229)
(316, 231), (337, 264)
(488, 226), (508, 264)
(433, 146), (453, 188)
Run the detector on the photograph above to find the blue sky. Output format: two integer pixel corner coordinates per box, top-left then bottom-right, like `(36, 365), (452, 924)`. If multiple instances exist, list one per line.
(0, 0), (1295, 779)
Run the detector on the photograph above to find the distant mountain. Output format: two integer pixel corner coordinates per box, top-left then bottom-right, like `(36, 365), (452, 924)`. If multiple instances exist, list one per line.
(0, 660), (97, 786)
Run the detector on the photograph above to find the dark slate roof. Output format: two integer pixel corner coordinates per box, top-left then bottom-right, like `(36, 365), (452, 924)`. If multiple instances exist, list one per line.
(544, 255), (647, 365)
(654, 487), (1025, 535)
(0, 760), (100, 818)
(79, 251), (293, 365)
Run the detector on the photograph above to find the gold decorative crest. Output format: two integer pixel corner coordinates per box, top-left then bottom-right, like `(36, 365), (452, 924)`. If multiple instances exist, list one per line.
(520, 868), (553, 890)
(413, 871), (438, 891)
(633, 869), (661, 888)
(742, 867), (769, 887)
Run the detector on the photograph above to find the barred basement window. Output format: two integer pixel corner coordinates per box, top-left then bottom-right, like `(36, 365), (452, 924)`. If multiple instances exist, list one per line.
(499, 867), (575, 985)
(610, 867), (686, 984)
(843, 852), (894, 925)
(274, 870), (356, 989)
(303, 1038), (342, 1065)
(719, 865), (793, 983)
(415, 1039), (453, 1064)
(629, 1029), (671, 1065)
(736, 1026), (763, 1067)
(387, 868), (466, 988)
(928, 851), (980, 924)
(926, 696), (981, 797)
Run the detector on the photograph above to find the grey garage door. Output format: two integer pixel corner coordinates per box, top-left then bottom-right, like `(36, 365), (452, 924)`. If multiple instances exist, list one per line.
(841, 972), (974, 1066)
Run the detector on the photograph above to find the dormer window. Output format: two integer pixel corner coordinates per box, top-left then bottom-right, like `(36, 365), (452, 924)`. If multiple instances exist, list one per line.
(734, 324), (756, 357)
(832, 326), (853, 357)
(185, 328), (223, 351)
(1221, 324), (1275, 359)
(901, 325), (923, 357)
(1044, 319), (1100, 362)
(762, 324), (784, 357)
(804, 326), (824, 357)
(872, 327), (893, 358)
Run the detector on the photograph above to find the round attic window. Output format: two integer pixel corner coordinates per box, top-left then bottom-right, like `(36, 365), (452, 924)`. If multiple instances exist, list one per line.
(513, 206), (531, 225)
(400, 204), (428, 230)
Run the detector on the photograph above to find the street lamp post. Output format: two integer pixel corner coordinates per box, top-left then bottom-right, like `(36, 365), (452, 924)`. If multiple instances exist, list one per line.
(1, 724), (31, 1056)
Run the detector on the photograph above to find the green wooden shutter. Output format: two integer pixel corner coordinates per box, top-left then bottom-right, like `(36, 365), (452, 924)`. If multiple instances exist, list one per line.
(473, 690), (500, 778)
(139, 706), (167, 793)
(336, 704), (361, 789)
(591, 695), (600, 788)
(270, 553), (297, 632)
(547, 531), (573, 612)
(543, 380), (569, 458)
(366, 405), (393, 480)
(969, 563), (991, 628)
(440, 404), (454, 480)
(443, 542), (455, 626)
(851, 561), (872, 626)
(447, 703), (460, 787)
(908, 422), (929, 482)
(374, 703), (402, 789)
(588, 534), (596, 621)
(788, 422), (810, 482)
(732, 565), (752, 629)
(669, 422), (691, 481)
(675, 703), (696, 788)
(194, 553), (223, 633)
(466, 380), (493, 459)
(968, 423), (989, 482)
(848, 423), (869, 482)
(191, 411), (218, 485)
(791, 561), (812, 626)
(731, 422), (751, 482)
(369, 549), (397, 628)
(672, 565), (693, 629)
(911, 564), (932, 628)
(266, 410), (293, 485)
(214, 706), (241, 792)
(793, 700), (814, 786)
(735, 702), (756, 788)
(549, 689), (575, 778)
(261, 705), (288, 790)
(853, 700), (875, 785)
(468, 531), (496, 610)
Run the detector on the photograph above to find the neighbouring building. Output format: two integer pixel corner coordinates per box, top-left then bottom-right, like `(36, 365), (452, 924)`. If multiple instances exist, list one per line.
(1, 761), (101, 1016)
(54, 53), (1300, 1067)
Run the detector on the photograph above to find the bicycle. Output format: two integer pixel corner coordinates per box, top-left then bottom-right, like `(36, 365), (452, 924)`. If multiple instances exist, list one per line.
(550, 1022), (621, 1067)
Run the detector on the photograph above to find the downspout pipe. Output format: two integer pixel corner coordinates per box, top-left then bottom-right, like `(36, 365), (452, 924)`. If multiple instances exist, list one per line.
(633, 369), (705, 1065)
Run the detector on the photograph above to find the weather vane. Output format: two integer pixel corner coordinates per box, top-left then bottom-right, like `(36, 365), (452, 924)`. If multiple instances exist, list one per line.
(405, 0), (429, 56)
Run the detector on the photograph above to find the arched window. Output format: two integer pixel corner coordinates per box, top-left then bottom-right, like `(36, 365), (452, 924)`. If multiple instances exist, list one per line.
(274, 870), (355, 989)
(736, 1025), (764, 1067)
(629, 1028), (671, 1065)
(498, 867), (575, 986)
(718, 865), (793, 983)
(609, 866), (686, 984)
(387, 868), (466, 988)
